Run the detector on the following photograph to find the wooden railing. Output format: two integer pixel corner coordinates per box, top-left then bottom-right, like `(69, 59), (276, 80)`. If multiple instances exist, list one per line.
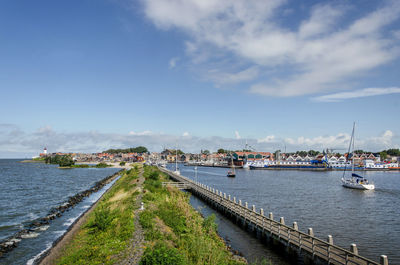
(161, 182), (191, 190)
(159, 167), (388, 265)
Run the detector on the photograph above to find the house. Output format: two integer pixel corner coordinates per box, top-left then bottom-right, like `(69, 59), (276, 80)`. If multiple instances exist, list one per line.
(232, 151), (273, 166)
(286, 155), (295, 161)
(328, 156), (338, 163)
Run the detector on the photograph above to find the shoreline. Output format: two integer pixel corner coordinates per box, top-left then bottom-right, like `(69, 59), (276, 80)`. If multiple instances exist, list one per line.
(36, 171), (122, 265)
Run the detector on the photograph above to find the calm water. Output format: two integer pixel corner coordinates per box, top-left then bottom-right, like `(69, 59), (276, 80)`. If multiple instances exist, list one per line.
(0, 159), (120, 265)
(168, 164), (400, 264)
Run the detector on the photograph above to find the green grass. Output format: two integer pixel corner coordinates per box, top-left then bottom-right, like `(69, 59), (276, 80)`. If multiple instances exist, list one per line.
(56, 166), (141, 264)
(56, 165), (251, 265)
(139, 166), (246, 265)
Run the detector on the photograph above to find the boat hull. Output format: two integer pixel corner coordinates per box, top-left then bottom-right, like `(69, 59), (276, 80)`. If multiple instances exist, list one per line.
(341, 178), (375, 190)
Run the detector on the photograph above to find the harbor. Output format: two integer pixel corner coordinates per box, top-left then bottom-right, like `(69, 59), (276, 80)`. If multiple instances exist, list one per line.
(164, 163), (400, 264)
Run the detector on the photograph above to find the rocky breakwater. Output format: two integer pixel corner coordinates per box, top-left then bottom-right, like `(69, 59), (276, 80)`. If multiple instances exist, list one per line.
(0, 169), (123, 257)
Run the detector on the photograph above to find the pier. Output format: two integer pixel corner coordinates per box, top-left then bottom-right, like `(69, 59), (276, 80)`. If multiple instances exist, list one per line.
(159, 167), (388, 265)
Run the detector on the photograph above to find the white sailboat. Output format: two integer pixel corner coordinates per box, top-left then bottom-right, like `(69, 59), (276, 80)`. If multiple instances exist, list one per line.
(341, 123), (375, 190)
(174, 148), (180, 175)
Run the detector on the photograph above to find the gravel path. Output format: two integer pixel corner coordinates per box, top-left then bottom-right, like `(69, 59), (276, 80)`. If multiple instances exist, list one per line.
(117, 168), (146, 265)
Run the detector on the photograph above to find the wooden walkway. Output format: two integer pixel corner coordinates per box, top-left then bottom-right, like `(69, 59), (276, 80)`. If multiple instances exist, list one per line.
(161, 182), (190, 190)
(159, 167), (388, 265)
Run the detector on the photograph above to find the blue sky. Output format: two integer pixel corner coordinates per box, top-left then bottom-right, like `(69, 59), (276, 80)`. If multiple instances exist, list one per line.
(1, 0), (400, 157)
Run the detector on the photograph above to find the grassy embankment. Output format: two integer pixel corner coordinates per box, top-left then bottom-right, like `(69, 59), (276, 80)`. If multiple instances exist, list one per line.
(139, 166), (246, 265)
(59, 163), (113, 169)
(54, 165), (246, 264)
(55, 166), (140, 264)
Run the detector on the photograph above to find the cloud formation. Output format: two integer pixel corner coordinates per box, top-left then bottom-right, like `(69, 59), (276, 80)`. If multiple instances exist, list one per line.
(235, 131), (241, 140)
(169, 57), (179, 68)
(313, 87), (400, 102)
(0, 124), (397, 157)
(141, 0), (400, 97)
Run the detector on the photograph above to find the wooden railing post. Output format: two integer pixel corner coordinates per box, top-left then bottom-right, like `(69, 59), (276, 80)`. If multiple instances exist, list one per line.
(269, 212), (273, 233)
(308, 228), (314, 255)
(327, 235), (333, 263)
(351, 243), (358, 255)
(380, 255), (388, 265)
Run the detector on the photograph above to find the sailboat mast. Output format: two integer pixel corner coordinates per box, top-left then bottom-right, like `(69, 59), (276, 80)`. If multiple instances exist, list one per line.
(351, 122), (355, 173)
(175, 148), (178, 171)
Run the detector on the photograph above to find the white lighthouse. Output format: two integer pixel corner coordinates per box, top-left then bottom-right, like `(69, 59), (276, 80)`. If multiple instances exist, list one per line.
(44, 147), (47, 155)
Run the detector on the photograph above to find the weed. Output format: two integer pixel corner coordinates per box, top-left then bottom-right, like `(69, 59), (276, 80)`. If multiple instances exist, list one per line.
(86, 205), (114, 232)
(202, 214), (218, 233)
(140, 242), (184, 265)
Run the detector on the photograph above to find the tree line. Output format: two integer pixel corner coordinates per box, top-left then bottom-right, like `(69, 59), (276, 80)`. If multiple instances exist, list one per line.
(45, 155), (75, 167)
(103, 146), (148, 154)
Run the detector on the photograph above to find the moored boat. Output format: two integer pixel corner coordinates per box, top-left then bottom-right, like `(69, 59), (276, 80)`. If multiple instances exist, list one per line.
(227, 153), (236, 177)
(341, 123), (375, 190)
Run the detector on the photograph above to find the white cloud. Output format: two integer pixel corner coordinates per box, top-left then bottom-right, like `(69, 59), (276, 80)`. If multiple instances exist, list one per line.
(207, 66), (259, 86)
(235, 131), (241, 139)
(257, 135), (276, 143)
(140, 0), (400, 97)
(169, 57), (179, 68)
(129, 130), (153, 136)
(313, 87), (400, 102)
(299, 4), (344, 39)
(0, 124), (398, 158)
(284, 133), (351, 149)
(182, 131), (190, 137)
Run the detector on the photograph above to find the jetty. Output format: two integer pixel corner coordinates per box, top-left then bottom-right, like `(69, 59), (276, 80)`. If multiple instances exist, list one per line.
(159, 167), (389, 265)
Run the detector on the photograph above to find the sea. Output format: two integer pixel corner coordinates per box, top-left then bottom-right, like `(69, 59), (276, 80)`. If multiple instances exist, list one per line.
(0, 159), (120, 265)
(167, 163), (400, 264)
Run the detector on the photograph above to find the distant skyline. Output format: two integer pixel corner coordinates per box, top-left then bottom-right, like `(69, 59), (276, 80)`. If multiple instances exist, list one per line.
(1, 0), (399, 158)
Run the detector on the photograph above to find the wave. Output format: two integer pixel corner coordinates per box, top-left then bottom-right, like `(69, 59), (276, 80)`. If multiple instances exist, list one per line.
(20, 232), (39, 239)
(26, 242), (52, 265)
(27, 212), (39, 221)
(63, 217), (78, 227)
(35, 225), (50, 231)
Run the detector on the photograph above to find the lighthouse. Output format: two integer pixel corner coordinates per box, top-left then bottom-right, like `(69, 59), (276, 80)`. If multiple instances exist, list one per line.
(44, 147), (47, 155)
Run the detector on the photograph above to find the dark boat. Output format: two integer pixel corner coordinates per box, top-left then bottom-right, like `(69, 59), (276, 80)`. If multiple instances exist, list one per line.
(227, 153), (236, 177)
(227, 170), (235, 177)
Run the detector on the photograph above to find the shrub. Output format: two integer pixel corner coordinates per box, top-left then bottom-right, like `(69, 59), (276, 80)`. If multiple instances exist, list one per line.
(157, 202), (187, 235)
(96, 162), (111, 168)
(120, 161), (126, 166)
(148, 171), (159, 181)
(86, 206), (114, 232)
(140, 242), (184, 265)
(202, 214), (218, 233)
(139, 210), (155, 230)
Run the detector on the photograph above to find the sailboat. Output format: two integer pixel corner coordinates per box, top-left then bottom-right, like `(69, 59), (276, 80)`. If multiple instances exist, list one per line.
(242, 141), (251, 169)
(174, 148), (180, 175)
(341, 123), (374, 190)
(227, 153), (236, 177)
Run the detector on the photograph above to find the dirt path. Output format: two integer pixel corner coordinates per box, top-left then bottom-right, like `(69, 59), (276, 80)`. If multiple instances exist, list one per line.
(116, 168), (146, 265)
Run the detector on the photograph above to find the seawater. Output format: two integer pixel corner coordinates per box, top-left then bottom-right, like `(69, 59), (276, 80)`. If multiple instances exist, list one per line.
(0, 159), (120, 265)
(167, 164), (400, 264)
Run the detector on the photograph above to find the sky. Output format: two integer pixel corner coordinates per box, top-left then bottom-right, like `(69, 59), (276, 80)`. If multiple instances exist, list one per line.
(1, 0), (400, 157)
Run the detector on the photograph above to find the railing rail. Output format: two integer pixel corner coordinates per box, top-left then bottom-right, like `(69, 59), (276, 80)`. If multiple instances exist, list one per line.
(159, 167), (386, 265)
